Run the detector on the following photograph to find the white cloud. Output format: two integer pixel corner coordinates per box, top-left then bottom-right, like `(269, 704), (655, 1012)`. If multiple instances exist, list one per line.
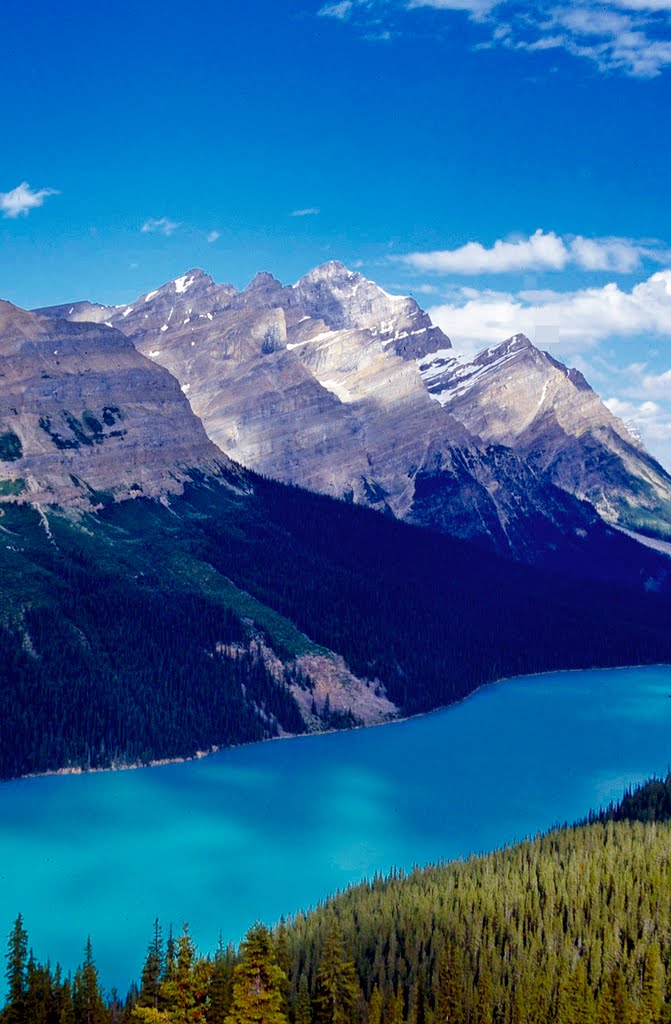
(291, 207), (321, 217)
(141, 217), (181, 237)
(609, 1), (671, 8)
(326, 0), (671, 77)
(402, 230), (568, 274)
(401, 231), (670, 275)
(407, 0), (497, 13)
(605, 396), (671, 466)
(207, 230), (221, 243)
(318, 1), (354, 18)
(541, 5), (671, 77)
(426, 269), (671, 353)
(0, 182), (60, 218)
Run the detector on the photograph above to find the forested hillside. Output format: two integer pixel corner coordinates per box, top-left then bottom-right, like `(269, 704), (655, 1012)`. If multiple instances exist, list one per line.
(1, 473), (671, 778)
(4, 783), (671, 1024)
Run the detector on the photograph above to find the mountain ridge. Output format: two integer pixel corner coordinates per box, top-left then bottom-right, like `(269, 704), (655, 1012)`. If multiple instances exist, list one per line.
(38, 264), (669, 566)
(419, 330), (671, 539)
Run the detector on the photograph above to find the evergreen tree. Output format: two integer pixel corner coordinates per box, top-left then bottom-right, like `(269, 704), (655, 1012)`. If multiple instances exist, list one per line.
(4, 914), (28, 1024)
(474, 967), (494, 1024)
(367, 988), (382, 1024)
(160, 924), (209, 1024)
(641, 942), (665, 1024)
(610, 968), (630, 1024)
(313, 931), (360, 1024)
(208, 939), (236, 1024)
(73, 939), (108, 1024)
(137, 922), (163, 1011)
(295, 975), (313, 1024)
(434, 946), (465, 1024)
(59, 976), (76, 1024)
(384, 982), (404, 1024)
(225, 924), (288, 1024)
(24, 953), (53, 1024)
(274, 924), (292, 1015)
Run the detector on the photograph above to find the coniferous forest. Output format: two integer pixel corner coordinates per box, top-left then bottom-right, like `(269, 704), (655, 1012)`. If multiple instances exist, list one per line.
(4, 778), (671, 1024)
(1, 475), (671, 779)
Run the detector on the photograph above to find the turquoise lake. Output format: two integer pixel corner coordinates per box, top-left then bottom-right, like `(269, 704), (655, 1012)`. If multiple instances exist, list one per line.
(2, 664), (671, 994)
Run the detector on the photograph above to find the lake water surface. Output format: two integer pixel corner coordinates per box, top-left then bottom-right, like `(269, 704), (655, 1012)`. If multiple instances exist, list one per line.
(2, 665), (671, 993)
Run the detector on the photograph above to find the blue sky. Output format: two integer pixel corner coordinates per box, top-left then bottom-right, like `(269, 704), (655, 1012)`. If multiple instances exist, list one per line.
(2, 0), (670, 464)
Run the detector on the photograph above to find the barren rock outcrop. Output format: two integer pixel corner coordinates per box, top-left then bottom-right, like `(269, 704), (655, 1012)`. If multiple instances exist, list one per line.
(0, 299), (234, 507)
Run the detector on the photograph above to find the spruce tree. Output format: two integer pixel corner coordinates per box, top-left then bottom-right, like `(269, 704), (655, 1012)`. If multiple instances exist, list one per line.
(295, 975), (313, 1024)
(158, 924), (209, 1024)
(367, 987), (382, 1024)
(4, 914), (28, 1024)
(434, 946), (465, 1024)
(225, 924), (288, 1024)
(137, 922), (163, 1011)
(641, 942), (665, 1024)
(208, 939), (236, 1024)
(59, 976), (77, 1024)
(313, 931), (360, 1024)
(73, 938), (108, 1024)
(24, 953), (53, 1024)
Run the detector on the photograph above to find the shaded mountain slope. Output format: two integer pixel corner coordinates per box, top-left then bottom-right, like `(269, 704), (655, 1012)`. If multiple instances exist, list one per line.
(420, 332), (671, 540)
(1, 470), (670, 779)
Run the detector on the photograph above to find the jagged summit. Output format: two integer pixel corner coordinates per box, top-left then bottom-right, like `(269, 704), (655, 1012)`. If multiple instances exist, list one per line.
(38, 259), (671, 547)
(134, 268), (219, 306)
(295, 260), (356, 285)
(419, 329), (671, 538)
(245, 271), (283, 291)
(499, 332), (533, 351)
(144, 268), (216, 297)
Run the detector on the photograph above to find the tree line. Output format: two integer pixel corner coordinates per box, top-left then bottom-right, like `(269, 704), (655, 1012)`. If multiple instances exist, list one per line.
(5, 783), (671, 1024)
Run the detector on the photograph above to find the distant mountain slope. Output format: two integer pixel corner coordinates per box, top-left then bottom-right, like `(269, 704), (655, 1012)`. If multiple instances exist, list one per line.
(420, 333), (671, 540)
(41, 265), (671, 569)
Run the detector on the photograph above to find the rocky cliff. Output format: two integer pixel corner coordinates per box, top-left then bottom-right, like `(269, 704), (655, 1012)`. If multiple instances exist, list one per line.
(419, 333), (671, 540)
(45, 264), (619, 564)
(40, 262), (671, 558)
(0, 299), (233, 507)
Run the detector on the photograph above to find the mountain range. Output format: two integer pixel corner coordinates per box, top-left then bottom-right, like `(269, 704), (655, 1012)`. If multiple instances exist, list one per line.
(0, 267), (670, 778)
(39, 262), (671, 560)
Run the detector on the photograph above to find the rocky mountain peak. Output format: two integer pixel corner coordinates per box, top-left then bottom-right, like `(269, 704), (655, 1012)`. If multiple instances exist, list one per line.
(501, 333), (533, 352)
(245, 271), (284, 292)
(290, 262), (451, 358)
(296, 260), (355, 285)
(138, 268), (216, 303)
(0, 299), (41, 342)
(418, 326), (671, 538)
(239, 272), (286, 310)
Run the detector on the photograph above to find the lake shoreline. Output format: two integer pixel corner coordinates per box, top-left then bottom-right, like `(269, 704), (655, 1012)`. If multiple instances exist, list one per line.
(4, 662), (671, 996)
(12, 661), (671, 785)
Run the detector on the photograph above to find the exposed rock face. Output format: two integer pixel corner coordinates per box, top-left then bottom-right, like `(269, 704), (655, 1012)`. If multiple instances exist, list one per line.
(221, 634), (399, 731)
(419, 333), (671, 539)
(43, 264), (619, 564)
(0, 299), (234, 507)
